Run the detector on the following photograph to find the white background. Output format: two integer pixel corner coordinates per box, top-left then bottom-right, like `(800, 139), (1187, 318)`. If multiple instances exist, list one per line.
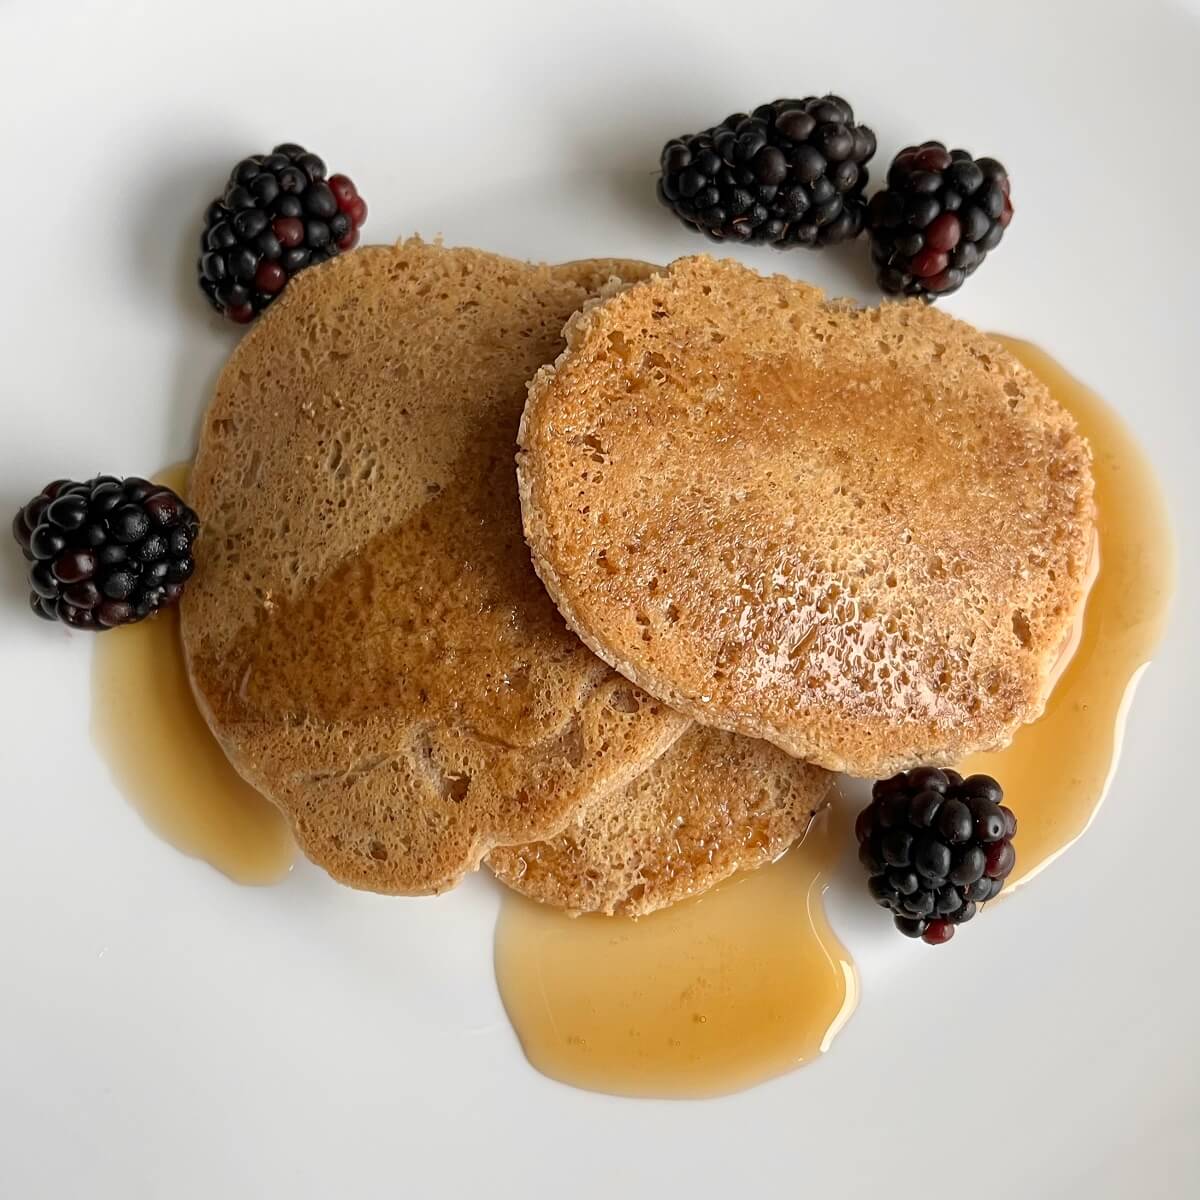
(1, 1), (1198, 1197)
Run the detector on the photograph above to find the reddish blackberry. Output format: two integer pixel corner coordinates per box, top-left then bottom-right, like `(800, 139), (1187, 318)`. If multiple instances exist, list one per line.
(12, 476), (200, 630)
(866, 144), (1012, 301)
(657, 96), (876, 248)
(198, 143), (367, 323)
(855, 768), (1017, 945)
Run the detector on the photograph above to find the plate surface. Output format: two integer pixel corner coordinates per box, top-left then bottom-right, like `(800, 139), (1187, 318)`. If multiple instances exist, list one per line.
(1, 2), (1197, 1197)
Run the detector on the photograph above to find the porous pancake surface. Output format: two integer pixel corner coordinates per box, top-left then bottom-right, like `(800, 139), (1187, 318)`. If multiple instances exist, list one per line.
(488, 725), (832, 916)
(182, 241), (685, 893)
(519, 256), (1095, 776)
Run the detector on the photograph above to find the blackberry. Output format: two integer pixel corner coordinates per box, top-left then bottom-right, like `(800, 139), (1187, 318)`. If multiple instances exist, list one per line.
(198, 143), (367, 323)
(855, 768), (1017, 945)
(657, 96), (876, 248)
(866, 144), (1013, 301)
(11, 476), (200, 630)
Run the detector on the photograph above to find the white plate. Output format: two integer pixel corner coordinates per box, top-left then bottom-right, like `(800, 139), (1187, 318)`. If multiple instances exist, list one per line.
(2, 2), (1198, 1196)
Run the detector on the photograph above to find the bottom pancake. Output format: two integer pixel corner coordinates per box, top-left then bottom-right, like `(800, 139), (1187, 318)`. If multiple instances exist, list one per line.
(488, 726), (833, 916)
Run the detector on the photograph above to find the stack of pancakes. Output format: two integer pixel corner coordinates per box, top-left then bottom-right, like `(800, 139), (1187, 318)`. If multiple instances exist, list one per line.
(181, 240), (1094, 915)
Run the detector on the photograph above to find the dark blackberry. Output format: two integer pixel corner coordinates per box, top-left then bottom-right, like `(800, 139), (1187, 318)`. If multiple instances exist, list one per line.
(657, 96), (876, 248)
(855, 768), (1016, 945)
(866, 144), (1012, 301)
(198, 144), (368, 323)
(11, 476), (200, 630)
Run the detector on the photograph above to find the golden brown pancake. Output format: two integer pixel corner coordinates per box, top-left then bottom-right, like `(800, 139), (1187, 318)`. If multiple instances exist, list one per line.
(181, 241), (687, 894)
(488, 725), (833, 916)
(518, 256), (1095, 777)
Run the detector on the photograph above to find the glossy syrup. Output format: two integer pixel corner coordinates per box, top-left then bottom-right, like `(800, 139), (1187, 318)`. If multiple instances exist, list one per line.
(90, 465), (294, 885)
(960, 337), (1174, 889)
(493, 338), (1173, 1098)
(493, 805), (857, 1099)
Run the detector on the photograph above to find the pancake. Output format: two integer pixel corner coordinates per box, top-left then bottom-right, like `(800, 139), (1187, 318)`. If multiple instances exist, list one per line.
(555, 259), (662, 294)
(518, 255), (1096, 777)
(487, 725), (833, 916)
(181, 241), (687, 894)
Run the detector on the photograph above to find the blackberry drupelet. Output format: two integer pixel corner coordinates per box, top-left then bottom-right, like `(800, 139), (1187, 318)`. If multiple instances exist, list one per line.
(198, 143), (367, 323)
(658, 96), (876, 248)
(866, 144), (1012, 301)
(855, 768), (1016, 945)
(12, 476), (200, 630)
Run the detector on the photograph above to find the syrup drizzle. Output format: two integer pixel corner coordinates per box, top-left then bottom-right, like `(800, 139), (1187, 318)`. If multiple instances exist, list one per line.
(960, 337), (1174, 890)
(493, 805), (856, 1099)
(90, 465), (293, 885)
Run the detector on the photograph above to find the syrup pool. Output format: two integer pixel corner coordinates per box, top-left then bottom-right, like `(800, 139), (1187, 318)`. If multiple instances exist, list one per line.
(959, 337), (1174, 890)
(91, 465), (293, 885)
(494, 806), (856, 1099)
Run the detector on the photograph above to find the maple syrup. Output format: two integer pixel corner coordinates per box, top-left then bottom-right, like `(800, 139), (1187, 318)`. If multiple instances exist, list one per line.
(959, 336), (1174, 888)
(493, 337), (1173, 1098)
(493, 804), (856, 1099)
(90, 465), (294, 885)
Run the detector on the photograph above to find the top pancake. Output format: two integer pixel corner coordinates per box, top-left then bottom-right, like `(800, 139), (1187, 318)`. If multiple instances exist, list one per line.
(181, 240), (687, 894)
(518, 256), (1096, 777)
